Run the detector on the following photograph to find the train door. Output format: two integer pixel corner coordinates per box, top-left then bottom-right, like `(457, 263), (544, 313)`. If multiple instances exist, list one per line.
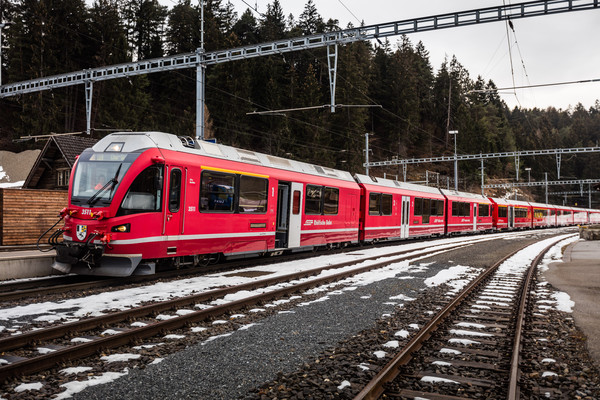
(400, 196), (410, 238)
(163, 166), (185, 255)
(508, 206), (515, 229)
(276, 182), (302, 248)
(288, 183), (302, 248)
(473, 203), (478, 231)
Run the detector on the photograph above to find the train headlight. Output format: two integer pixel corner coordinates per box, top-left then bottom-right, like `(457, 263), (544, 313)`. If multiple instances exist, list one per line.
(111, 223), (130, 233)
(105, 142), (124, 152)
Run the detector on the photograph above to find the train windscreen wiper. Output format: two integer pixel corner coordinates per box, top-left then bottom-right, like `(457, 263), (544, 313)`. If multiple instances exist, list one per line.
(87, 164), (122, 206)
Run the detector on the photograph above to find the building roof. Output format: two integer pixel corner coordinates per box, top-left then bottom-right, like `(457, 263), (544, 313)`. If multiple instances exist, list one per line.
(22, 135), (98, 189)
(53, 135), (98, 167)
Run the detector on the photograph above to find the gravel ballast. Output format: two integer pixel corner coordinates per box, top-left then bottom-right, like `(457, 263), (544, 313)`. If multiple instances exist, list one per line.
(62, 233), (553, 400)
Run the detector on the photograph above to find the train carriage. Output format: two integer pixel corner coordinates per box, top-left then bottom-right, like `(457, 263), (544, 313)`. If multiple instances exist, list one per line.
(355, 174), (446, 242)
(529, 202), (555, 228)
(489, 198), (532, 230)
(573, 207), (588, 225)
(53, 132), (361, 277)
(556, 206), (574, 226)
(440, 189), (493, 234)
(588, 209), (600, 224)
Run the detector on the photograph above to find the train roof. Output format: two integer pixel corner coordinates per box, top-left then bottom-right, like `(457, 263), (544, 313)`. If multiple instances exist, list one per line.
(528, 201), (555, 208)
(439, 188), (491, 203)
(92, 131), (356, 183)
(354, 174), (444, 196)
(488, 197), (531, 207)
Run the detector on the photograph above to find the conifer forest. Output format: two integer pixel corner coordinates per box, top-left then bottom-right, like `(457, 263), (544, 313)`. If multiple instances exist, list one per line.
(1, 0), (599, 195)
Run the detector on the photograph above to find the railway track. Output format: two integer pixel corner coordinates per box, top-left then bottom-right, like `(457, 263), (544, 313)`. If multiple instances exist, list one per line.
(0, 244), (367, 302)
(0, 238), (485, 383)
(354, 234), (575, 399)
(0, 229), (562, 303)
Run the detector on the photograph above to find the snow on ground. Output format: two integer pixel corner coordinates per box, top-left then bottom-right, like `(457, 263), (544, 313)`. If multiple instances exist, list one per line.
(54, 369), (129, 400)
(60, 366), (93, 375)
(535, 235), (579, 312)
(14, 382), (43, 392)
(100, 354), (140, 363)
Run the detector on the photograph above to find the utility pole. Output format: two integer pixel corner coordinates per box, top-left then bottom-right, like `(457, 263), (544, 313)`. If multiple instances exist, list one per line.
(196, 1), (206, 141)
(480, 158), (485, 196)
(449, 130), (458, 190)
(364, 133), (370, 176)
(525, 167), (531, 183)
(545, 172), (549, 204)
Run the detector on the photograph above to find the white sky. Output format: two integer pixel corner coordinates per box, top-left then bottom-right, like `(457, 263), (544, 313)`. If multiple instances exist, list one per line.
(230, 0), (600, 111)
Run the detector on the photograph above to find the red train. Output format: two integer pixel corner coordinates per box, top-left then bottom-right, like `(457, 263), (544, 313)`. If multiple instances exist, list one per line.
(50, 132), (597, 277)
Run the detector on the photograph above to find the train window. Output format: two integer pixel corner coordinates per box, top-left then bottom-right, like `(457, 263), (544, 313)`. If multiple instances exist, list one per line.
(117, 165), (163, 216)
(168, 169), (182, 213)
(515, 208), (528, 218)
(239, 176), (268, 213)
(498, 206), (508, 218)
(200, 171), (235, 212)
(429, 199), (438, 217)
(305, 185), (322, 215)
(462, 202), (471, 217)
(414, 198), (423, 216)
(381, 194), (392, 216)
(435, 200), (444, 216)
(453, 202), (470, 217)
(479, 203), (489, 217)
(323, 187), (339, 215)
(292, 190), (301, 215)
(369, 193), (381, 216)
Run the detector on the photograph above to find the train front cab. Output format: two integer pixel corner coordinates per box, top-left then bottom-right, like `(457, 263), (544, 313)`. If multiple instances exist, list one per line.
(439, 189), (492, 234)
(354, 175), (445, 242)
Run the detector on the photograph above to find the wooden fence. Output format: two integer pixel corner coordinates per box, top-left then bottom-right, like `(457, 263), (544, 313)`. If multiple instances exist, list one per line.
(0, 189), (68, 246)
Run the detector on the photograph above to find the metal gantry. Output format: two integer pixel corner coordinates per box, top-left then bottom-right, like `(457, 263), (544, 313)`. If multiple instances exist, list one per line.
(484, 178), (600, 207)
(0, 0), (598, 139)
(482, 178), (600, 188)
(366, 146), (600, 182)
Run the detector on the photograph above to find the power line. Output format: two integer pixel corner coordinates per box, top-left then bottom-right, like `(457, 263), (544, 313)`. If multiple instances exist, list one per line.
(469, 78), (600, 93)
(337, 0), (363, 26)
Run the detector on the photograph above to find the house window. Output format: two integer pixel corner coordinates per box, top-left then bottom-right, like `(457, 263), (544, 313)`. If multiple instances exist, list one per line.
(57, 169), (70, 187)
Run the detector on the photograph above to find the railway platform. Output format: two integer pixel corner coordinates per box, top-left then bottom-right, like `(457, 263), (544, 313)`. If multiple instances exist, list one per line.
(545, 237), (600, 368)
(0, 249), (56, 281)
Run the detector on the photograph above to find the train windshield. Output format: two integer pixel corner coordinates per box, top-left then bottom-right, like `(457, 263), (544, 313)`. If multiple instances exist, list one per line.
(71, 150), (139, 207)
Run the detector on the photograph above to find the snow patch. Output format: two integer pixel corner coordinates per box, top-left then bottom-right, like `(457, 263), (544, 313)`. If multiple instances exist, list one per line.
(14, 382), (43, 392)
(101, 353), (141, 363)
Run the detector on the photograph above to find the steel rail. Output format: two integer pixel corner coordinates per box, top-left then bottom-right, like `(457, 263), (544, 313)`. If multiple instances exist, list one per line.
(0, 242), (373, 301)
(506, 236), (562, 399)
(0, 241), (476, 382)
(353, 234), (574, 400)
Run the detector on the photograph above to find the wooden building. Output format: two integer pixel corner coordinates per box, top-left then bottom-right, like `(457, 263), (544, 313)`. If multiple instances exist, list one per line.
(0, 188), (68, 245)
(23, 135), (97, 190)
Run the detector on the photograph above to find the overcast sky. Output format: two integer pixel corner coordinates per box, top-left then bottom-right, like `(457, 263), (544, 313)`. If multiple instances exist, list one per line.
(228, 0), (600, 111)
